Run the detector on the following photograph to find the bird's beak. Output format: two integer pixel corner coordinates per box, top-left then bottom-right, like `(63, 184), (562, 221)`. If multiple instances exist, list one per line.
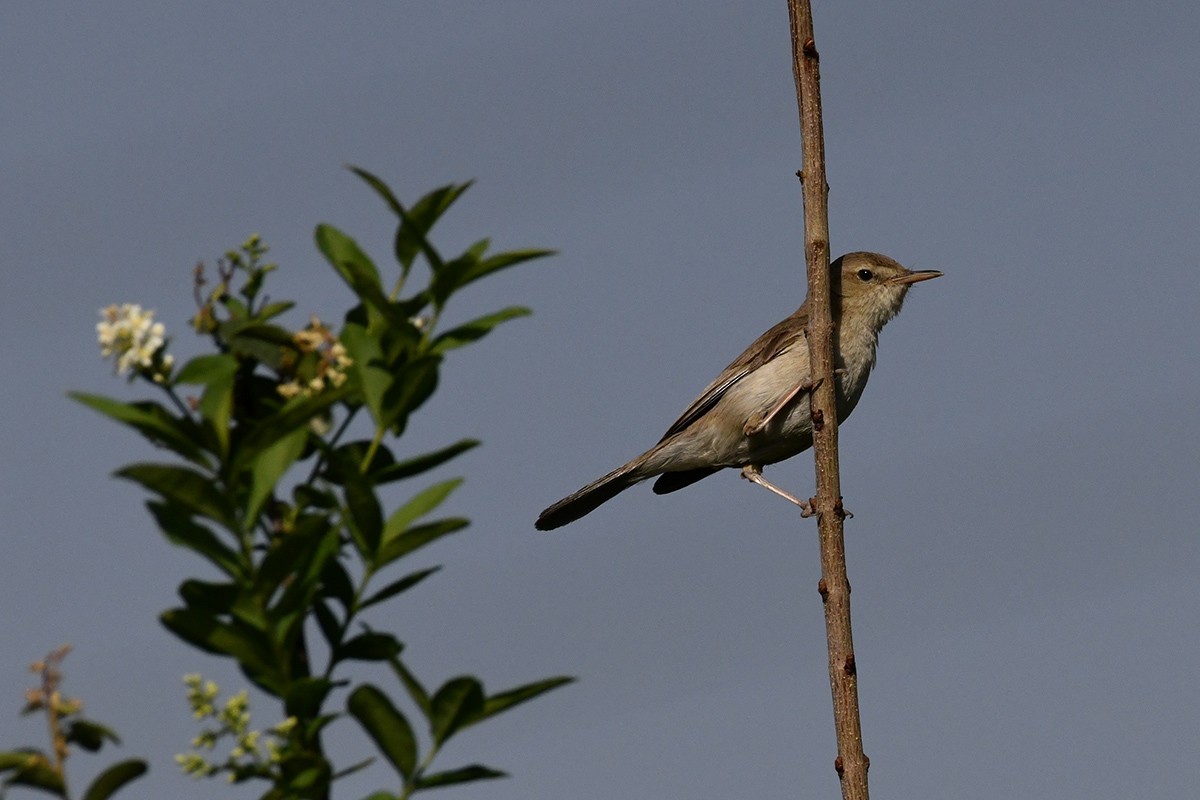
(891, 269), (943, 285)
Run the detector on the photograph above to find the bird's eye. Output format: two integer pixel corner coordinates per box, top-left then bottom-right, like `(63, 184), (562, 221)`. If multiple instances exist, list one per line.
(856, 269), (874, 282)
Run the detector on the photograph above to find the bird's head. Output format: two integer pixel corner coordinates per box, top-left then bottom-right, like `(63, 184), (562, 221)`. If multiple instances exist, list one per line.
(832, 251), (942, 333)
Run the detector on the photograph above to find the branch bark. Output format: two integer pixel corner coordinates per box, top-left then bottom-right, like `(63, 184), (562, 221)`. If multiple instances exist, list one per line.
(786, 1), (870, 798)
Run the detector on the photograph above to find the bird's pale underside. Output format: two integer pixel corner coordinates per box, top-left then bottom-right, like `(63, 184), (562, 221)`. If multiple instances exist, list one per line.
(536, 252), (941, 530)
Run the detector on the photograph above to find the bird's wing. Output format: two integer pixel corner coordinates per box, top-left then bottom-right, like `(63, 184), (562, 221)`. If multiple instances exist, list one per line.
(657, 307), (808, 442)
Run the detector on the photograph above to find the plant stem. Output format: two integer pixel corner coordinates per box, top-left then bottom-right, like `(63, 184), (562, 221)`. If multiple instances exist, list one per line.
(162, 384), (193, 418)
(398, 745), (441, 800)
(322, 572), (373, 679)
(306, 406), (360, 484)
(360, 426), (386, 475)
(786, 1), (870, 797)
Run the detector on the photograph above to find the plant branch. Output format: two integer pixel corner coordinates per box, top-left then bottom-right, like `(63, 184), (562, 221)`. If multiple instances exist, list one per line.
(787, 1), (869, 798)
(360, 425), (387, 475)
(306, 406), (360, 484)
(398, 744), (441, 800)
(162, 383), (193, 418)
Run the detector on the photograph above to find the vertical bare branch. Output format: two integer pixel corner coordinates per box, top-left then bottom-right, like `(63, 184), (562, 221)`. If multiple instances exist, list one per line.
(786, 1), (870, 798)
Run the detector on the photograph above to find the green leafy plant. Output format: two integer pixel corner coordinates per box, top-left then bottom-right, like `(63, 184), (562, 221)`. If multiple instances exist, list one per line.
(0, 645), (147, 800)
(71, 168), (571, 799)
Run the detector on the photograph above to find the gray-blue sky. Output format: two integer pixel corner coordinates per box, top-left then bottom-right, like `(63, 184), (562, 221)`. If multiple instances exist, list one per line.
(3, 2), (1199, 798)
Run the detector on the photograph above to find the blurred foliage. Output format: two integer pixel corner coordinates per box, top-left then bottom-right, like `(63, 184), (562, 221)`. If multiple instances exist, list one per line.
(66, 168), (570, 799)
(0, 645), (147, 800)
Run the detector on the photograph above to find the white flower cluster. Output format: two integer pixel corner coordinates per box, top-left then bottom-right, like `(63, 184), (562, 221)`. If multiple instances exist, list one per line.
(177, 674), (299, 780)
(97, 304), (174, 378)
(277, 316), (352, 400)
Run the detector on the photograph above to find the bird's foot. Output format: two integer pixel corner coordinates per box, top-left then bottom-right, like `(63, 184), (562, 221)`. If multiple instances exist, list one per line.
(834, 498), (854, 520)
(741, 465), (814, 516)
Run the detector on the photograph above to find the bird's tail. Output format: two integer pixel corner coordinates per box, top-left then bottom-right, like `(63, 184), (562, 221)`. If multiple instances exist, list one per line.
(535, 458), (647, 531)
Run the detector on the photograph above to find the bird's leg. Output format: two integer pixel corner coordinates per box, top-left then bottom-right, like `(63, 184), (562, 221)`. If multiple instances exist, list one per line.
(743, 379), (814, 436)
(740, 465), (814, 517)
(742, 369), (849, 436)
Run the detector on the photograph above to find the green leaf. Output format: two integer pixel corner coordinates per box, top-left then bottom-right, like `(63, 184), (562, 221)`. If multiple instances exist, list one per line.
(339, 322), (390, 427)
(5, 758), (64, 794)
(313, 600), (343, 651)
(316, 224), (409, 332)
(228, 588), (270, 631)
(257, 534), (310, 594)
(478, 676), (576, 723)
(174, 353), (238, 387)
(344, 476), (383, 559)
(245, 424), (309, 522)
(174, 354), (238, 456)
(406, 182), (473, 236)
(348, 166), (465, 280)
(222, 295), (251, 321)
(148, 501), (241, 577)
(218, 321), (297, 368)
(160, 608), (279, 692)
(239, 265), (268, 302)
(267, 526), (341, 656)
(356, 793), (397, 800)
(432, 247), (553, 308)
(391, 291), (431, 320)
(118, 464), (238, 533)
(371, 439), (479, 484)
(325, 439), (395, 480)
(0, 750), (44, 772)
(430, 677), (485, 745)
(383, 356), (441, 436)
(381, 479), (463, 546)
(347, 352), (440, 440)
(218, 319), (296, 347)
(81, 759), (148, 800)
(337, 632), (403, 663)
(179, 579), (240, 614)
(285, 677), (337, 720)
(65, 719), (120, 752)
(415, 764), (507, 789)
(295, 484), (339, 510)
(376, 518), (469, 570)
(234, 386), (349, 469)
(348, 165), (406, 218)
(429, 248), (479, 309)
(258, 515), (338, 592)
(316, 223), (381, 288)
(338, 321), (430, 432)
(320, 557), (355, 609)
(460, 247), (555, 289)
(373, 174), (474, 274)
(273, 761), (328, 794)
(69, 392), (211, 468)
(331, 757), (375, 781)
(346, 685), (417, 781)
(430, 306), (531, 355)
(359, 566), (441, 611)
(258, 300), (296, 321)
(387, 657), (430, 719)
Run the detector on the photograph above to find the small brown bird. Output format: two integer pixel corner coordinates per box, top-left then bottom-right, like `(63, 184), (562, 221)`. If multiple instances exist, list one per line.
(536, 252), (941, 530)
